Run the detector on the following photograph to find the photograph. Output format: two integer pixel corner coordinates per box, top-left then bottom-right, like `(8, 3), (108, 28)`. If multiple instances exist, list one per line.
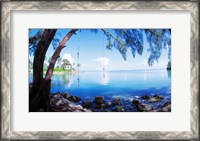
(29, 28), (171, 112)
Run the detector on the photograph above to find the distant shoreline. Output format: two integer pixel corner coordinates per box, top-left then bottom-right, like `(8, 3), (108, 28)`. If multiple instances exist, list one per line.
(29, 68), (171, 74)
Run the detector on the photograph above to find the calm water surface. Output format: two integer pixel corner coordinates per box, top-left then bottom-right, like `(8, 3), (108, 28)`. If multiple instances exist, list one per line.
(29, 69), (171, 101)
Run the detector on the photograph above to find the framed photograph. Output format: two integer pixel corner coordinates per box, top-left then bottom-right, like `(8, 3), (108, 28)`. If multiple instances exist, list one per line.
(1, 0), (199, 140)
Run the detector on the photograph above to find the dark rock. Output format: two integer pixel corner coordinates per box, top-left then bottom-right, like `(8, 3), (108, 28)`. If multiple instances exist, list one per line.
(105, 102), (112, 108)
(94, 103), (106, 109)
(161, 102), (171, 112)
(141, 95), (150, 100)
(132, 99), (140, 105)
(92, 109), (99, 112)
(63, 93), (72, 99)
(100, 103), (106, 108)
(94, 96), (105, 105)
(113, 106), (125, 112)
(102, 109), (111, 112)
(68, 95), (81, 102)
(72, 96), (81, 102)
(50, 93), (91, 112)
(148, 95), (163, 103)
(50, 93), (70, 112)
(82, 101), (93, 109)
(112, 98), (121, 106)
(137, 103), (153, 112)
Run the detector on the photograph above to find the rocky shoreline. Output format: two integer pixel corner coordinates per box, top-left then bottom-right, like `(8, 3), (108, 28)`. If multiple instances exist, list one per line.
(47, 92), (171, 112)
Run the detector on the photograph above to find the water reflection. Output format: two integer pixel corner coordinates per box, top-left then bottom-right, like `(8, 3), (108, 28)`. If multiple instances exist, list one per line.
(123, 72), (127, 81)
(143, 71), (147, 81)
(167, 70), (171, 78)
(51, 73), (74, 91)
(100, 71), (110, 85)
(29, 70), (171, 98)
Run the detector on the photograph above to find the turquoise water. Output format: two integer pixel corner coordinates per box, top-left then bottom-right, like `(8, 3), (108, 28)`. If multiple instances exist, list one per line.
(29, 69), (171, 101)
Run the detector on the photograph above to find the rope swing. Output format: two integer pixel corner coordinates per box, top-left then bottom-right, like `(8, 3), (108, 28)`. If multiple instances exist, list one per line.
(102, 36), (105, 71)
(77, 33), (80, 87)
(77, 33), (80, 73)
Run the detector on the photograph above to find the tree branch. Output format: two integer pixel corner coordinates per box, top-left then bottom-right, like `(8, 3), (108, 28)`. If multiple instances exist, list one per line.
(45, 29), (78, 80)
(146, 29), (170, 42)
(101, 29), (124, 46)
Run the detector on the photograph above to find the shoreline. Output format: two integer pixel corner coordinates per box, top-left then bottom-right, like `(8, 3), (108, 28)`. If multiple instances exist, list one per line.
(48, 92), (171, 112)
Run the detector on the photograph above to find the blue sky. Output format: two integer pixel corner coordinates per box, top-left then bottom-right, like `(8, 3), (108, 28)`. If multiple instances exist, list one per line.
(30, 29), (170, 71)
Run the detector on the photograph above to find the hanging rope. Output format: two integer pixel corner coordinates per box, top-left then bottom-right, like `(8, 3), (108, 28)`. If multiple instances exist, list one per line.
(103, 36), (105, 71)
(77, 33), (80, 72)
(77, 33), (80, 87)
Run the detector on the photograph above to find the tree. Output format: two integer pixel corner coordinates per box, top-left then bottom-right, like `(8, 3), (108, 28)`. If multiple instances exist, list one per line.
(29, 58), (33, 72)
(29, 29), (171, 111)
(29, 29), (57, 111)
(57, 57), (62, 68)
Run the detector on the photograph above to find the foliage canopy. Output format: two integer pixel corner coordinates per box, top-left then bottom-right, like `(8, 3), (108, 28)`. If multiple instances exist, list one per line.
(29, 29), (171, 66)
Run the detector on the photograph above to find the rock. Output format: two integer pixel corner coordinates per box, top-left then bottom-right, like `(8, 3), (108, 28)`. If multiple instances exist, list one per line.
(112, 98), (121, 106)
(148, 95), (163, 103)
(132, 99), (140, 105)
(113, 106), (125, 112)
(68, 103), (91, 112)
(50, 93), (70, 112)
(50, 93), (91, 112)
(141, 95), (150, 100)
(161, 102), (171, 112)
(55, 99), (65, 106)
(106, 102), (112, 108)
(137, 103), (153, 112)
(63, 93), (72, 99)
(82, 101), (93, 109)
(92, 109), (99, 112)
(94, 96), (105, 105)
(72, 96), (81, 102)
(94, 103), (106, 109)
(68, 95), (81, 102)
(102, 109), (111, 112)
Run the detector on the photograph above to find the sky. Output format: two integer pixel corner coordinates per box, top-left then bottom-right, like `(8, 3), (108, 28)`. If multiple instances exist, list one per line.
(29, 29), (170, 71)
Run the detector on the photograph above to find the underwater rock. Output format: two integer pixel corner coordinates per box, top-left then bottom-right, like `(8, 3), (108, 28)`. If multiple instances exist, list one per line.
(141, 95), (150, 100)
(137, 103), (153, 112)
(112, 98), (121, 106)
(94, 103), (106, 109)
(113, 106), (125, 112)
(132, 99), (140, 105)
(82, 101), (93, 109)
(148, 95), (164, 103)
(94, 96), (105, 105)
(102, 109), (111, 112)
(161, 101), (171, 112)
(105, 102), (112, 108)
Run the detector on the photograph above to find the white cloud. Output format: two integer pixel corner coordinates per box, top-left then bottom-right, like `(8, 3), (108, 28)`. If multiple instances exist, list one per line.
(62, 53), (74, 64)
(94, 57), (110, 67)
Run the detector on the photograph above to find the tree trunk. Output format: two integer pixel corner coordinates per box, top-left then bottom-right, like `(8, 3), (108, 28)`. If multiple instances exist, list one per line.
(30, 29), (77, 112)
(30, 29), (57, 111)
